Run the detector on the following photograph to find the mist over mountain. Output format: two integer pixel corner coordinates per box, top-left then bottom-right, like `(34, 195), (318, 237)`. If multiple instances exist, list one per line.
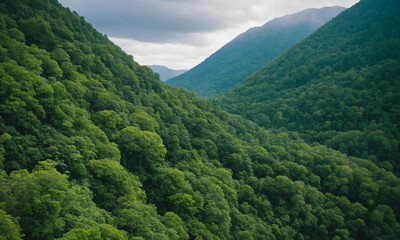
(147, 65), (186, 81)
(167, 6), (345, 97)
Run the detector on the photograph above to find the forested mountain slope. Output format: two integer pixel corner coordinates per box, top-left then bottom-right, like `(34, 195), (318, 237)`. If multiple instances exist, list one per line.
(215, 0), (400, 173)
(0, 0), (399, 239)
(167, 7), (345, 97)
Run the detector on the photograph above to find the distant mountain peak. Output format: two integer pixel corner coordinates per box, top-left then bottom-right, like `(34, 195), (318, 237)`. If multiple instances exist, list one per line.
(268, 6), (346, 26)
(167, 6), (345, 97)
(147, 65), (187, 82)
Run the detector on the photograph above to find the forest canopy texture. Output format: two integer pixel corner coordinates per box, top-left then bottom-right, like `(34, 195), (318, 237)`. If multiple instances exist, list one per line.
(0, 0), (399, 240)
(215, 0), (400, 175)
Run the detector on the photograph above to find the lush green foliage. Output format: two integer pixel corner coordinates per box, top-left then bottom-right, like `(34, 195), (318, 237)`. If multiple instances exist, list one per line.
(215, 0), (400, 173)
(0, 0), (399, 239)
(167, 7), (344, 97)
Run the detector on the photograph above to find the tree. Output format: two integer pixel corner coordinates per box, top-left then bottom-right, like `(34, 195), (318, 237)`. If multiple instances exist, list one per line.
(59, 185), (110, 232)
(58, 224), (126, 240)
(0, 209), (23, 240)
(161, 212), (189, 240)
(0, 160), (68, 240)
(86, 159), (143, 211)
(115, 126), (166, 171)
(20, 17), (57, 50)
(368, 205), (400, 240)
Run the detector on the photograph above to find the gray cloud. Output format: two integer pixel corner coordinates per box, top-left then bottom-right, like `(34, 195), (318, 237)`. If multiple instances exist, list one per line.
(59, 0), (360, 69)
(59, 0), (359, 43)
(59, 0), (288, 43)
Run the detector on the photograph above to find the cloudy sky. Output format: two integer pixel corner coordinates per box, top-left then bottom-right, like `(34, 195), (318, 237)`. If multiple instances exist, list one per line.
(59, 0), (359, 70)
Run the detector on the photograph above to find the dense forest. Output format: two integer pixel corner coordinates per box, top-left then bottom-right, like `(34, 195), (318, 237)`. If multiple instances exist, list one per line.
(0, 0), (399, 240)
(167, 6), (344, 97)
(215, 0), (400, 174)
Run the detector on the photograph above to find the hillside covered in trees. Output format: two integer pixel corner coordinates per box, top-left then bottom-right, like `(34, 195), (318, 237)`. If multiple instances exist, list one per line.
(167, 6), (345, 97)
(0, 0), (399, 240)
(215, 0), (400, 174)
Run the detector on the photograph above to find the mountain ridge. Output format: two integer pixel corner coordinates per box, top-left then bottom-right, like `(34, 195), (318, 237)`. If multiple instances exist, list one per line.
(215, 0), (400, 172)
(167, 6), (345, 97)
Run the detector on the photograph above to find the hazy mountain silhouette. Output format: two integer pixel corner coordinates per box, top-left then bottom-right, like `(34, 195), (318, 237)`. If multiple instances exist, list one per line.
(148, 65), (186, 81)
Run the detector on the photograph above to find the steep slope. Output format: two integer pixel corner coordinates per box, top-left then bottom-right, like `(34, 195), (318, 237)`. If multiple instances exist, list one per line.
(215, 0), (400, 173)
(167, 6), (345, 97)
(0, 1), (399, 240)
(147, 64), (186, 81)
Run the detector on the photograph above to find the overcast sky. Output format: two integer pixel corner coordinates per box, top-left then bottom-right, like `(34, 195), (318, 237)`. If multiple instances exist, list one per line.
(59, 0), (359, 69)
